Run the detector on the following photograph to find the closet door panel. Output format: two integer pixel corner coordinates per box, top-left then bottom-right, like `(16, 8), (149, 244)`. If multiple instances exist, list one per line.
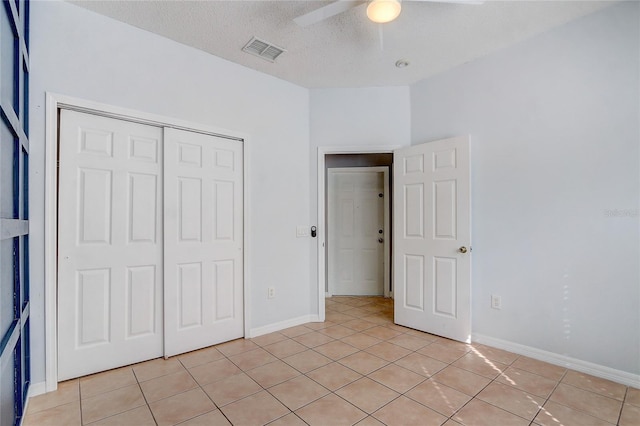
(58, 110), (163, 380)
(163, 128), (243, 357)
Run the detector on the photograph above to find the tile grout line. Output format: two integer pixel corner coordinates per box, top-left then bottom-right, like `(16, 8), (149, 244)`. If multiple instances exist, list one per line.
(531, 368), (569, 426)
(451, 356), (540, 426)
(175, 356), (222, 425)
(427, 352), (499, 425)
(78, 379), (84, 426)
(131, 366), (159, 426)
(616, 387), (628, 425)
(260, 379), (312, 423)
(225, 341), (299, 423)
(547, 370), (626, 425)
(182, 348), (265, 426)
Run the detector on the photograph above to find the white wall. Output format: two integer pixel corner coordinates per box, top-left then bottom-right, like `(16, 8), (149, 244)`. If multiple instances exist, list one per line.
(411, 2), (639, 375)
(308, 87), (411, 312)
(29, 0), (310, 385)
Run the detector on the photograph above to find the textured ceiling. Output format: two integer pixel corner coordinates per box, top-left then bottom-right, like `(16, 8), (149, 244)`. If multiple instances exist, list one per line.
(69, 0), (615, 88)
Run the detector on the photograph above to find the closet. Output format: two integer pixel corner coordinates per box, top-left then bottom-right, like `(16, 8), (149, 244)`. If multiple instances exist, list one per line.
(57, 110), (243, 380)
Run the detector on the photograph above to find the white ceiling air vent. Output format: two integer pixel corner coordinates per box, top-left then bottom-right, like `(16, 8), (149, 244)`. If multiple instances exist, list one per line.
(242, 37), (286, 63)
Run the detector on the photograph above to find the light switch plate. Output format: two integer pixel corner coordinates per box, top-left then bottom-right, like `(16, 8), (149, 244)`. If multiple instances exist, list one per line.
(491, 295), (502, 310)
(296, 226), (310, 237)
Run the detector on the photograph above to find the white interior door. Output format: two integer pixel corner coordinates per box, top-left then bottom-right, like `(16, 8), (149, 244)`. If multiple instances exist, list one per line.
(393, 136), (471, 342)
(58, 110), (163, 380)
(328, 168), (386, 296)
(163, 128), (244, 357)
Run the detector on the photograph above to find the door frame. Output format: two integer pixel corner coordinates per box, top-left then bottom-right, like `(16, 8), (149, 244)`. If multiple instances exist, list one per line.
(317, 146), (402, 322)
(43, 93), (252, 392)
(327, 166), (390, 298)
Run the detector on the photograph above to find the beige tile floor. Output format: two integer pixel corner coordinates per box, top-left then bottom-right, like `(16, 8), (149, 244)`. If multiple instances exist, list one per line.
(25, 296), (640, 426)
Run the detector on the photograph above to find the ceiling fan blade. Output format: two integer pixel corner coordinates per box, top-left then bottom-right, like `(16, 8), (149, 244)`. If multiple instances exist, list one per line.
(294, 1), (366, 27)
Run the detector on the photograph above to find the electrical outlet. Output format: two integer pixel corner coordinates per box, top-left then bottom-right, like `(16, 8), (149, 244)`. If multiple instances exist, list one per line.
(491, 295), (502, 310)
(268, 287), (275, 299)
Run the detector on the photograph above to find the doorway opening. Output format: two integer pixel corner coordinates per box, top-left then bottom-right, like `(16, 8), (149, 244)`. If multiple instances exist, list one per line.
(316, 146), (402, 323)
(325, 154), (393, 300)
(317, 136), (471, 343)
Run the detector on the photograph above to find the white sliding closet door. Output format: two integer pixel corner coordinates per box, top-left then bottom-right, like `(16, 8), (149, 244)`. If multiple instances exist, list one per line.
(58, 110), (164, 380)
(163, 128), (244, 357)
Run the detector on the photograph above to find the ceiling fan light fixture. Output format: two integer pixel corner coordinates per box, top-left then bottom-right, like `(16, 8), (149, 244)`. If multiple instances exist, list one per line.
(366, 0), (402, 24)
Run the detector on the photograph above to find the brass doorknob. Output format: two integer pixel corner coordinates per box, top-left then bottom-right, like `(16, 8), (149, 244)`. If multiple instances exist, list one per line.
(458, 246), (468, 254)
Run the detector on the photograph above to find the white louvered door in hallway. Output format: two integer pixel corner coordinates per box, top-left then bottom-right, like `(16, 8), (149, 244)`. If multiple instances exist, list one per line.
(57, 110), (244, 380)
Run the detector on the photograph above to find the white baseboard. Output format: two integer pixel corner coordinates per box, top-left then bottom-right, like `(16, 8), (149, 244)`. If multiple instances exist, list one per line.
(472, 333), (640, 388)
(25, 382), (47, 402)
(21, 381), (45, 421)
(18, 382), (46, 425)
(325, 292), (331, 298)
(247, 315), (320, 338)
(28, 381), (47, 398)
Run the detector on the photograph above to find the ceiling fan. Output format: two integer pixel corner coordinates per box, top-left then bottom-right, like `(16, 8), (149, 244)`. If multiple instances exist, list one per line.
(294, 0), (485, 27)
